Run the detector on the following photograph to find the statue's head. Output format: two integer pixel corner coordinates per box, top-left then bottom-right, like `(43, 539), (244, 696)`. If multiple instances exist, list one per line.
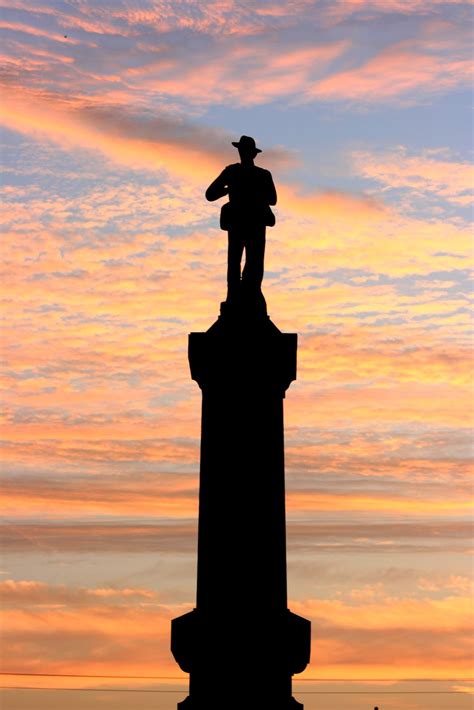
(232, 135), (262, 160)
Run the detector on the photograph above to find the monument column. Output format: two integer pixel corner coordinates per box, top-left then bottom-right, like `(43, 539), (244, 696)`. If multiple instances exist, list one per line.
(171, 309), (311, 709)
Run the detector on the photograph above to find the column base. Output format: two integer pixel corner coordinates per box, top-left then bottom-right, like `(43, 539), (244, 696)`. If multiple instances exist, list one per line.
(178, 696), (304, 709)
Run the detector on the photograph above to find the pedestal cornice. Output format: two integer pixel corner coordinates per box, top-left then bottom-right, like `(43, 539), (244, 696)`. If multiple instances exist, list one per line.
(189, 313), (297, 394)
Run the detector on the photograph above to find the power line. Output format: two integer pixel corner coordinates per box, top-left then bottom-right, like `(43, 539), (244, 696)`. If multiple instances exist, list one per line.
(0, 673), (183, 680)
(296, 677), (474, 683)
(1, 672), (472, 682)
(297, 678), (474, 682)
(0, 687), (467, 695)
(1, 687), (183, 693)
(297, 691), (469, 695)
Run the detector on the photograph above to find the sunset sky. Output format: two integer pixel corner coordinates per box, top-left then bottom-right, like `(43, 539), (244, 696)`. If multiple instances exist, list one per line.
(1, 1), (473, 708)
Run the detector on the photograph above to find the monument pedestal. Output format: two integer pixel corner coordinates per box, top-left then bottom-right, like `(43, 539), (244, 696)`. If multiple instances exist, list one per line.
(171, 306), (311, 708)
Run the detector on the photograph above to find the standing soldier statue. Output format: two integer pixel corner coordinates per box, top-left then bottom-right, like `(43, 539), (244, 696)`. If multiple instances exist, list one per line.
(205, 135), (277, 313)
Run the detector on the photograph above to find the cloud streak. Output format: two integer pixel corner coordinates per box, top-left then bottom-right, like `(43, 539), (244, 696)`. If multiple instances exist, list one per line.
(2, 519), (472, 554)
(1, 1), (471, 110)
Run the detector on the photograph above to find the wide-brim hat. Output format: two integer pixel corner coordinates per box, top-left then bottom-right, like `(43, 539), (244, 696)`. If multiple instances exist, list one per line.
(231, 135), (262, 153)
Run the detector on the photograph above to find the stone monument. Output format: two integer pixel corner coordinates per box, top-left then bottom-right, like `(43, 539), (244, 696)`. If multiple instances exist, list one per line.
(171, 137), (311, 709)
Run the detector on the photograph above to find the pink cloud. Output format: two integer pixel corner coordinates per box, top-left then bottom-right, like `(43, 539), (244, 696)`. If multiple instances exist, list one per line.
(106, 36), (350, 109)
(323, 0), (471, 22)
(310, 45), (471, 103)
(0, 19), (82, 44)
(2, 0), (471, 111)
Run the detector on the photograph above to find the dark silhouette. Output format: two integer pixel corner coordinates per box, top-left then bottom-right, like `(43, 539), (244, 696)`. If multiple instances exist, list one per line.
(205, 136), (276, 313)
(171, 139), (310, 709)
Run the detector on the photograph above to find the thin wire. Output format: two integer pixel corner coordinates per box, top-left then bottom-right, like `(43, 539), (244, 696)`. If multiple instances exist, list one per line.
(0, 687), (467, 695)
(1, 687), (183, 693)
(297, 691), (468, 695)
(296, 677), (474, 683)
(0, 673), (184, 680)
(1, 672), (472, 682)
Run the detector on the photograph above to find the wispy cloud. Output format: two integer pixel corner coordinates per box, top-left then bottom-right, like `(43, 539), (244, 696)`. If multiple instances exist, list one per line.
(352, 146), (473, 206)
(310, 42), (471, 104)
(1, 1), (471, 109)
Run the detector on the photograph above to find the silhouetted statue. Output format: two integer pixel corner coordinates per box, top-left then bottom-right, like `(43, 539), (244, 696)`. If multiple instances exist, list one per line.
(171, 135), (310, 709)
(205, 136), (277, 313)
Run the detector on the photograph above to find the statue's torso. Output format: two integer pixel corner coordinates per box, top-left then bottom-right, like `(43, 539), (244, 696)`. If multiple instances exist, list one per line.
(224, 163), (273, 219)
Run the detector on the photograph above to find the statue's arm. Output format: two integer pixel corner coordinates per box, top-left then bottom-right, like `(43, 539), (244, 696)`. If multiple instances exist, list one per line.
(267, 171), (277, 206)
(205, 169), (229, 202)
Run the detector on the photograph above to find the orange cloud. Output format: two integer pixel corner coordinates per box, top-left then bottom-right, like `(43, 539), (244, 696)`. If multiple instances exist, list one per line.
(298, 330), (472, 386)
(287, 491), (472, 515)
(1, 583), (183, 679)
(291, 594), (473, 679)
(0, 85), (224, 182)
(287, 383), (471, 429)
(269, 213), (471, 279)
(1, 580), (471, 682)
(1, 472), (199, 518)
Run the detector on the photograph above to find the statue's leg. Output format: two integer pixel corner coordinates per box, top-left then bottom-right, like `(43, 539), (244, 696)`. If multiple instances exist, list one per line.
(242, 226), (266, 292)
(227, 229), (244, 303)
